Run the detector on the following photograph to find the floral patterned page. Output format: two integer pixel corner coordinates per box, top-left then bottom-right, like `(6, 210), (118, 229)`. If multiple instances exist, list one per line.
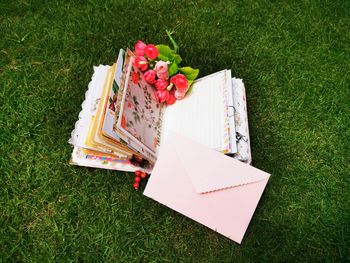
(117, 63), (163, 156)
(70, 147), (151, 173)
(102, 49), (125, 142)
(110, 49), (157, 163)
(231, 78), (252, 164)
(114, 49), (132, 131)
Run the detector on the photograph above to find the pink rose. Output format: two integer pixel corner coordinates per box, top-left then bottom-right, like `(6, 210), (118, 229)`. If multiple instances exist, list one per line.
(155, 61), (168, 74)
(156, 90), (169, 103)
(170, 74), (188, 92)
(133, 56), (148, 71)
(144, 44), (159, 60)
(144, 70), (156, 84)
(155, 78), (168, 90)
(157, 71), (169, 80)
(155, 61), (169, 80)
(134, 41), (146, 56)
(166, 90), (176, 105)
(174, 89), (186, 100)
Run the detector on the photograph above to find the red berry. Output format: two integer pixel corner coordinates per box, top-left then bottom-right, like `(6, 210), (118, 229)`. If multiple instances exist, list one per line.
(133, 182), (139, 189)
(140, 172), (147, 179)
(134, 177), (141, 183)
(135, 170), (141, 177)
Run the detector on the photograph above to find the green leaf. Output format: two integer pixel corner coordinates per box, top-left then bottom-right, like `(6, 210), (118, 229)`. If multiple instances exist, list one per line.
(168, 62), (178, 76)
(156, 44), (182, 64)
(172, 53), (182, 64)
(179, 67), (199, 80)
(157, 53), (169, 62)
(186, 80), (195, 95)
(186, 80), (193, 96)
(156, 44), (173, 57)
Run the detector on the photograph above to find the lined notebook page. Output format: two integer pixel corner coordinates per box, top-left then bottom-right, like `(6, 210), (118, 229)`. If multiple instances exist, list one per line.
(160, 70), (228, 154)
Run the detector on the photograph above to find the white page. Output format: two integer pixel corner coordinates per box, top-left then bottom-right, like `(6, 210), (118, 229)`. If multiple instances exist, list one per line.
(160, 70), (229, 154)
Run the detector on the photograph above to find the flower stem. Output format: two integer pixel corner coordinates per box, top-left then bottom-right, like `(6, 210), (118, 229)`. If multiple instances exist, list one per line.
(166, 30), (179, 54)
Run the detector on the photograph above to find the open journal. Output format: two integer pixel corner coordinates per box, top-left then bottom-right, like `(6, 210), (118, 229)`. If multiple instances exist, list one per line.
(69, 49), (252, 172)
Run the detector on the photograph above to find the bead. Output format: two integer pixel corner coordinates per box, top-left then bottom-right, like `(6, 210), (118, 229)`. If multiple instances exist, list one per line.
(134, 177), (141, 183)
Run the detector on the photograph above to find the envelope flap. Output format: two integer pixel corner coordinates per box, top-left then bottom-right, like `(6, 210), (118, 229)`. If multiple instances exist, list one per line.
(170, 132), (270, 194)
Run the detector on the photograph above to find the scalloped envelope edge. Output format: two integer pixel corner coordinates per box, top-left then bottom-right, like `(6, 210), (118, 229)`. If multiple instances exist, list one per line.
(144, 132), (270, 243)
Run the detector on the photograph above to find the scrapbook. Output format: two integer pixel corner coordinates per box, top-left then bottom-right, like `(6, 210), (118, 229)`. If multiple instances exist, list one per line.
(69, 44), (251, 172)
(67, 37), (270, 243)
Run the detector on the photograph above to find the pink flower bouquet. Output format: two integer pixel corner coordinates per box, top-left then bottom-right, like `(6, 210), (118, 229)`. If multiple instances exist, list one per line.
(133, 31), (199, 105)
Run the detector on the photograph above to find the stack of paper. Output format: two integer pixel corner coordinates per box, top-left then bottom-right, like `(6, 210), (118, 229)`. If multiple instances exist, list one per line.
(69, 48), (252, 172)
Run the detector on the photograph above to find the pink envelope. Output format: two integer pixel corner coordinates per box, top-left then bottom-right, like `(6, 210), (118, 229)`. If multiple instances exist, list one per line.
(143, 132), (270, 244)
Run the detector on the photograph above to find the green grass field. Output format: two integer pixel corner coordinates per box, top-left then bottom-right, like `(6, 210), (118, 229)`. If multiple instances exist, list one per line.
(1, 0), (349, 261)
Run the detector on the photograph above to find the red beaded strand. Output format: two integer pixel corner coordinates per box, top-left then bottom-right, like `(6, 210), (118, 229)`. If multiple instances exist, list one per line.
(133, 170), (148, 189)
